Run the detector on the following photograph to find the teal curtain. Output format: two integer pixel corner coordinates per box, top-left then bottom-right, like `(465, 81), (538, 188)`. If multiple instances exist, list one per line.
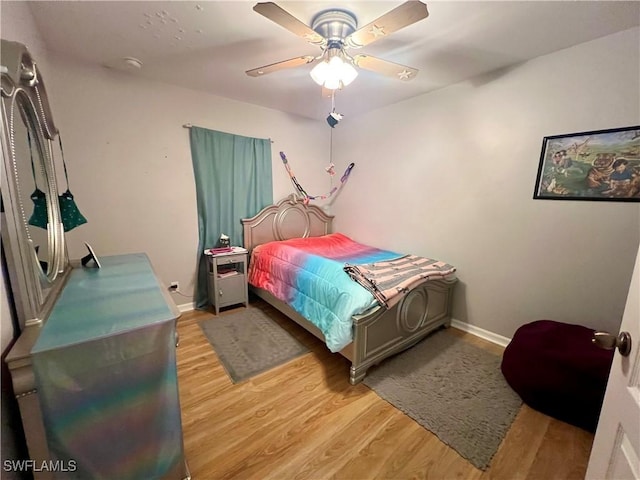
(189, 127), (273, 309)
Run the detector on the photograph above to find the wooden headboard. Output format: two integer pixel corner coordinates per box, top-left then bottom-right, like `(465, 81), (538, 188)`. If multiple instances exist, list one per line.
(242, 194), (334, 251)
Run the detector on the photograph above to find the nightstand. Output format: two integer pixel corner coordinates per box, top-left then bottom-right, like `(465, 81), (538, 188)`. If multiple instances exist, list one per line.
(206, 248), (248, 315)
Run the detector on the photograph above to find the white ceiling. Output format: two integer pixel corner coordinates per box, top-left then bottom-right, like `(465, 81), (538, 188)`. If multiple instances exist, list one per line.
(28, 1), (640, 120)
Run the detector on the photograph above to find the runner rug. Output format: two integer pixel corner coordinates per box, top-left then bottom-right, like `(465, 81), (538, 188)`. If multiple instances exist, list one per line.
(363, 329), (522, 470)
(198, 306), (309, 383)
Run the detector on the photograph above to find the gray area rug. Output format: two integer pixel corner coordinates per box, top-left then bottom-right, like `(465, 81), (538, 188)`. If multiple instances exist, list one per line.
(363, 329), (522, 470)
(198, 306), (309, 383)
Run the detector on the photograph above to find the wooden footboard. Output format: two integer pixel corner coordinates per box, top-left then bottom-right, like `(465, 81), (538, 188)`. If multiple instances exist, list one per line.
(348, 277), (457, 384)
(250, 276), (457, 385)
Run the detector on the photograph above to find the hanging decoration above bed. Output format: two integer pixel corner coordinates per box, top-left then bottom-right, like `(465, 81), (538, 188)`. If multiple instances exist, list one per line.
(280, 89), (355, 204)
(280, 151), (354, 205)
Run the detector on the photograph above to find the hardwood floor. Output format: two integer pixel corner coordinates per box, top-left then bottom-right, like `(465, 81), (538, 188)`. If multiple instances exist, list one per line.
(176, 301), (594, 480)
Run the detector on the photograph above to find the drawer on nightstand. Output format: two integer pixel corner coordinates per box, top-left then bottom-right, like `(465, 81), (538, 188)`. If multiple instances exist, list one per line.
(218, 253), (245, 264)
(212, 254), (245, 270)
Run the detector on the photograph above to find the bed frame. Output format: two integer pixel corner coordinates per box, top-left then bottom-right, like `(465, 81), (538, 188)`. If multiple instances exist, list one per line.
(242, 195), (458, 385)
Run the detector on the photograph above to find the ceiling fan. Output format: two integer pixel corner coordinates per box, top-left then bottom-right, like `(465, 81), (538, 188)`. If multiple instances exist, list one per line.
(246, 1), (429, 91)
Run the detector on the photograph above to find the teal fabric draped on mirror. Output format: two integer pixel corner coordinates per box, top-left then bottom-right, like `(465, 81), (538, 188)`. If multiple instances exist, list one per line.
(189, 127), (273, 309)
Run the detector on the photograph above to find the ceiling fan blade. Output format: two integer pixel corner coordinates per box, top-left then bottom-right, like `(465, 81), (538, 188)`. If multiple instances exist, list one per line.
(345, 1), (429, 49)
(246, 55), (316, 77)
(253, 2), (326, 46)
(352, 54), (419, 81)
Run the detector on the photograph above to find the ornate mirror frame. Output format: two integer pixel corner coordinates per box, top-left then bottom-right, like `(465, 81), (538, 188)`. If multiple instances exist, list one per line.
(1, 40), (70, 328)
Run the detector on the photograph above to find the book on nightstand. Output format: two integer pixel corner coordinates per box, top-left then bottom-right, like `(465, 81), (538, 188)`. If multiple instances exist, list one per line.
(204, 246), (248, 256)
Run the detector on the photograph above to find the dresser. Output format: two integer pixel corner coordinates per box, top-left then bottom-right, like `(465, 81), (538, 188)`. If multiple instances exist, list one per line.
(6, 253), (189, 480)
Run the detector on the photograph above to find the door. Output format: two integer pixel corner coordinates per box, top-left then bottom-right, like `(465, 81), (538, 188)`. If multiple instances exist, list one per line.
(586, 244), (639, 479)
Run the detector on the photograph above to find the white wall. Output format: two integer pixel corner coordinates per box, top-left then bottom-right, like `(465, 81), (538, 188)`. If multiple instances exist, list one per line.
(38, 54), (329, 306)
(332, 27), (640, 339)
(0, 1), (49, 71)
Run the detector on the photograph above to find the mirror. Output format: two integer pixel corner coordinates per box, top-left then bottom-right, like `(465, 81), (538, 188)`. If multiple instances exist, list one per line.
(1, 40), (69, 326)
(14, 90), (56, 285)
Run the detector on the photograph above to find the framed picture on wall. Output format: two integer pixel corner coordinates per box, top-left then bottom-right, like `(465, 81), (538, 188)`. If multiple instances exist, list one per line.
(533, 125), (640, 202)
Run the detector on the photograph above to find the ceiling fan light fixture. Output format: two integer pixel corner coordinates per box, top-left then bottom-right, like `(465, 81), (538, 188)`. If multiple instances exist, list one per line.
(309, 60), (329, 85)
(338, 61), (358, 86)
(249, 2), (428, 89)
(309, 49), (358, 90)
(323, 75), (342, 90)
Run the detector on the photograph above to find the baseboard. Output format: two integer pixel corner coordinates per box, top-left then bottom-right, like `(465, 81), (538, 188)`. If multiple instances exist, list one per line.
(171, 302), (511, 345)
(176, 301), (195, 313)
(450, 318), (511, 348)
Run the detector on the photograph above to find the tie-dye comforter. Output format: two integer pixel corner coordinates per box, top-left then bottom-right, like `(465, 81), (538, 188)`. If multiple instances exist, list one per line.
(248, 233), (442, 352)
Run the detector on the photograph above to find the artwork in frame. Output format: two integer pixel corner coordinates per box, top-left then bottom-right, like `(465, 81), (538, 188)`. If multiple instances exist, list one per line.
(533, 125), (640, 202)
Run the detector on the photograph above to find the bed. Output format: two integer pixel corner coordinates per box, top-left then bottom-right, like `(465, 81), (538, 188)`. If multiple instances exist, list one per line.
(242, 195), (458, 384)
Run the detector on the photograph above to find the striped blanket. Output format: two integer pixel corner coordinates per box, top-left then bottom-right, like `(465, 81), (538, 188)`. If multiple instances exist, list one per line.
(344, 255), (456, 308)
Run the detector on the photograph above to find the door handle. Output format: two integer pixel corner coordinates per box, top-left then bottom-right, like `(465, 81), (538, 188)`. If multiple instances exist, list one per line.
(592, 331), (632, 356)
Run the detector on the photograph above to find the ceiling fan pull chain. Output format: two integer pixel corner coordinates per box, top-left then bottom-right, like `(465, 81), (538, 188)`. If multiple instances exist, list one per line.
(330, 113), (334, 165)
(329, 126), (334, 191)
(327, 89), (338, 190)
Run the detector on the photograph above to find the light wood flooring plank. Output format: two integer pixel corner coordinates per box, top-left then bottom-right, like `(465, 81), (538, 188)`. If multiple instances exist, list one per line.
(525, 418), (594, 480)
(177, 302), (594, 480)
(480, 405), (551, 480)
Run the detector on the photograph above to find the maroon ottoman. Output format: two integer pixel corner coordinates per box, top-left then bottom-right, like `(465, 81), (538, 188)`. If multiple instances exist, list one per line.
(501, 320), (614, 432)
